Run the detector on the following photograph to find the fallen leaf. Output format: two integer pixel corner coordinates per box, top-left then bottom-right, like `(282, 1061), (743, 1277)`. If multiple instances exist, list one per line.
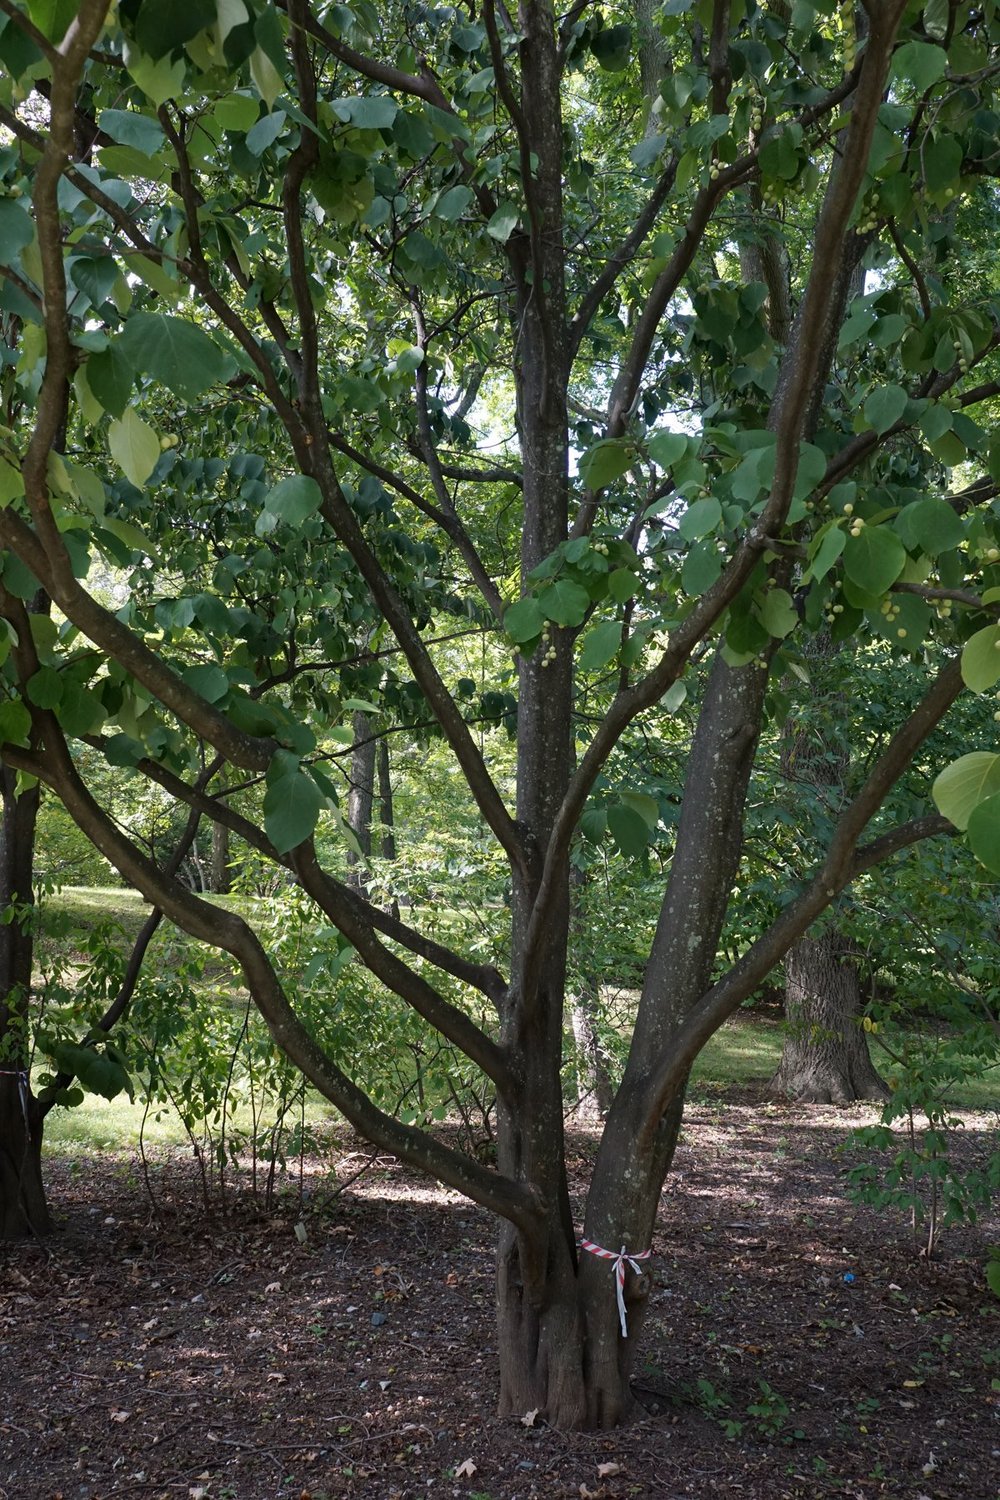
(598, 1461), (622, 1477)
(109, 1410), (130, 1423)
(454, 1458), (477, 1479)
(265, 1281), (281, 1294)
(521, 1408), (539, 1427)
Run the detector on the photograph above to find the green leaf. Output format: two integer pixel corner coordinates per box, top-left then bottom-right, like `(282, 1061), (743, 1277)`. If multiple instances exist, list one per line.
(108, 407), (160, 488)
(182, 663), (230, 703)
(682, 539), (723, 596)
(27, 0), (76, 41)
(932, 752), (1000, 831)
(505, 595), (545, 644)
(0, 700), (31, 747)
(215, 94), (260, 132)
(578, 619), (622, 671)
(897, 498), (964, 556)
(793, 443), (827, 500)
(863, 384), (909, 435)
(51, 1040), (133, 1101)
(967, 794), (1000, 874)
(119, 314), (229, 402)
(0, 199), (35, 263)
(86, 346), (134, 419)
(804, 524), (846, 583)
(579, 439), (632, 490)
(892, 39), (948, 92)
(132, 0), (215, 58)
(258, 475), (323, 531)
(961, 624), (1000, 692)
(760, 588), (798, 638)
(579, 807), (607, 843)
(987, 1257), (1000, 1299)
(621, 791), (659, 830)
(607, 802), (649, 857)
(435, 185), (473, 221)
(923, 132), (962, 193)
(26, 667), (63, 710)
(679, 496), (722, 541)
(124, 44), (185, 106)
(245, 109), (287, 155)
(540, 579), (590, 627)
(591, 23), (632, 71)
(263, 767), (323, 853)
(97, 108), (165, 157)
(332, 95), (398, 130)
(0, 456), (24, 508)
(486, 204), (519, 242)
(843, 526), (906, 595)
(647, 430), (689, 469)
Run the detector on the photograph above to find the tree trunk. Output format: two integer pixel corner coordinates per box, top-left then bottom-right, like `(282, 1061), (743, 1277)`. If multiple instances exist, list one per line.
(770, 933), (888, 1103)
(570, 980), (614, 1121)
(210, 817), (231, 894)
(346, 711), (376, 895)
(0, 767), (51, 1238)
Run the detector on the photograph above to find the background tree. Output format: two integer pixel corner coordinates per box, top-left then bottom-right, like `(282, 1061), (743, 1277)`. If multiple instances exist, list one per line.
(0, 0), (999, 1426)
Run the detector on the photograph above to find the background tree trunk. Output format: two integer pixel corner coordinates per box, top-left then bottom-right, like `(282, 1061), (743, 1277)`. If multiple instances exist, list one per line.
(0, 766), (51, 1239)
(770, 934), (888, 1103)
(346, 711), (376, 895)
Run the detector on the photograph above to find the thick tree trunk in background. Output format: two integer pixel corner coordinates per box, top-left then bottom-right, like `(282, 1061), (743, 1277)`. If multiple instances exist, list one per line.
(346, 711), (376, 895)
(210, 817), (231, 894)
(770, 934), (888, 1103)
(570, 980), (614, 1121)
(0, 767), (51, 1239)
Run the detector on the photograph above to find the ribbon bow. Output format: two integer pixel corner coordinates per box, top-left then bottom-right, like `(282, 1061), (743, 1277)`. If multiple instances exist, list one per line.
(579, 1238), (652, 1337)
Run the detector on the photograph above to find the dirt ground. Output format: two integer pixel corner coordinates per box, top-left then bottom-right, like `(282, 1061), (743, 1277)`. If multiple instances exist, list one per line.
(1, 1093), (997, 1500)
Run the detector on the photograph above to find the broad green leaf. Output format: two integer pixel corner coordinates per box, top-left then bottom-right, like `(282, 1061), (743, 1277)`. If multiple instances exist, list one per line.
(967, 794), (1000, 874)
(27, 0), (76, 41)
(332, 95), (398, 129)
(897, 498), (963, 556)
(892, 40), (948, 92)
(183, 663), (230, 703)
(591, 23), (632, 71)
(621, 791), (659, 830)
(109, 407), (160, 488)
(863, 384), (908, 435)
(0, 199), (34, 262)
(86, 346), (134, 419)
(961, 624), (1000, 692)
(26, 667), (62, 710)
(435, 185), (473, 221)
(647, 429), (689, 469)
(132, 0), (214, 58)
(579, 807), (607, 843)
(679, 496), (722, 541)
(579, 439), (633, 491)
(0, 700), (31, 747)
(486, 204), (519, 242)
(250, 45), (283, 109)
(682, 539), (723, 596)
(760, 588), (798, 638)
(70, 256), (119, 310)
(51, 1040), (133, 1101)
(124, 43), (185, 105)
(119, 314), (229, 402)
(505, 595), (545, 643)
(607, 802), (649, 857)
(932, 752), (1000, 831)
(578, 619), (622, 671)
(0, 457), (23, 507)
(804, 524), (846, 583)
(923, 132), (962, 193)
(662, 680), (687, 712)
(245, 109), (287, 155)
(264, 767), (324, 853)
(98, 108), (165, 157)
(540, 579), (590, 627)
(843, 526), (906, 595)
(216, 94), (260, 132)
(793, 443), (827, 500)
(258, 475), (323, 532)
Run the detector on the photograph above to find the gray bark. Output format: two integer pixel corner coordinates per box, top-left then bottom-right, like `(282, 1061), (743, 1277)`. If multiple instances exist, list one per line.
(770, 933), (888, 1103)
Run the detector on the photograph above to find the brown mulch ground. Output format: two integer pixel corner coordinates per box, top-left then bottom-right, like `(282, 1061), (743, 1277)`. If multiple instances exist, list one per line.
(1, 1093), (998, 1500)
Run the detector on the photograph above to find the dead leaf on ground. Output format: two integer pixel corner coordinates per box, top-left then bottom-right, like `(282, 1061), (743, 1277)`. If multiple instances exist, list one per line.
(597, 1461), (621, 1476)
(521, 1407), (539, 1427)
(454, 1457), (477, 1478)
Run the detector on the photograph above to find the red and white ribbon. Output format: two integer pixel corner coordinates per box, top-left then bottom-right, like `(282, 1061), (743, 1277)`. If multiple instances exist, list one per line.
(580, 1239), (651, 1338)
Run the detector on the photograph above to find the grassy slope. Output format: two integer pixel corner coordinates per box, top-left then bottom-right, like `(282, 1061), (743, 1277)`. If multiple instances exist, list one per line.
(35, 887), (998, 1154)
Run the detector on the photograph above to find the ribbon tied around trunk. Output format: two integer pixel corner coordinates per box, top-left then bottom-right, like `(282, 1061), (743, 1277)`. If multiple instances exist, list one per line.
(579, 1238), (651, 1338)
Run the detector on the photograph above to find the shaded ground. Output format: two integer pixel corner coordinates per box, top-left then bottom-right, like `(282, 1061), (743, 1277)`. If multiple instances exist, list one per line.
(1, 1094), (998, 1500)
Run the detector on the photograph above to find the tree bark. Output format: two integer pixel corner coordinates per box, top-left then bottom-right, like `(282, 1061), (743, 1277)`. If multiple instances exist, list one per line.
(346, 710), (376, 895)
(0, 766), (51, 1239)
(770, 933), (888, 1103)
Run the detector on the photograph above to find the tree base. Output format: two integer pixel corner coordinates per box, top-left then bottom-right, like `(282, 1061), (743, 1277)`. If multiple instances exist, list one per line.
(0, 1080), (52, 1240)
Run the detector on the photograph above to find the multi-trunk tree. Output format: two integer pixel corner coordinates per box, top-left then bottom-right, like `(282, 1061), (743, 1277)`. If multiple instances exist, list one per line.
(1, 0), (999, 1426)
